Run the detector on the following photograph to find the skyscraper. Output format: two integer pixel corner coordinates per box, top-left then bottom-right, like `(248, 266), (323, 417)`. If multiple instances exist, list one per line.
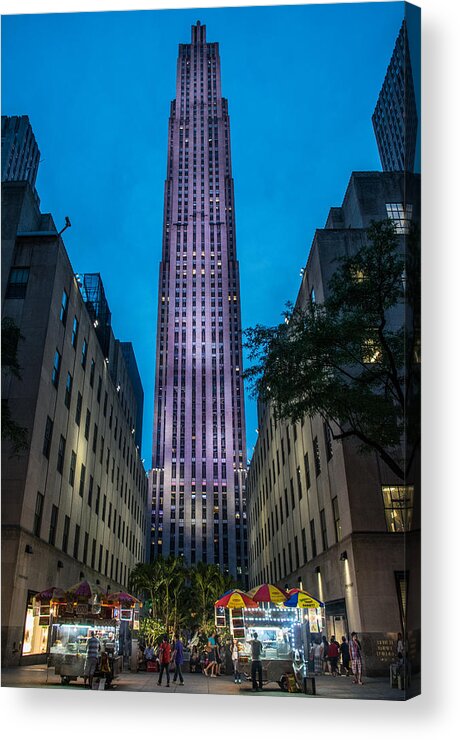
(150, 22), (247, 579)
(372, 19), (418, 172)
(1, 115), (40, 189)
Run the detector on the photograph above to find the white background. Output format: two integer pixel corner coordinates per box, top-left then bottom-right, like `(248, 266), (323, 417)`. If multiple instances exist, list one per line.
(1, 0), (458, 736)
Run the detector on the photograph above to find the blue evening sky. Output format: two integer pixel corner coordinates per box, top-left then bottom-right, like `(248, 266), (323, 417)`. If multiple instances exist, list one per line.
(1, 2), (412, 466)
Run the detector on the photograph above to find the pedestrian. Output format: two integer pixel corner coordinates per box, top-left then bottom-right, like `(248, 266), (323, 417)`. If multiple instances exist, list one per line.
(215, 634), (224, 675)
(231, 638), (241, 684)
(328, 635), (340, 676)
(321, 635), (330, 674)
(349, 632), (364, 685)
(172, 632), (185, 685)
(397, 632), (405, 656)
(84, 630), (100, 689)
(250, 632), (264, 691)
(313, 638), (323, 675)
(203, 632), (218, 677)
(157, 634), (171, 687)
(190, 644), (200, 673)
(339, 635), (351, 676)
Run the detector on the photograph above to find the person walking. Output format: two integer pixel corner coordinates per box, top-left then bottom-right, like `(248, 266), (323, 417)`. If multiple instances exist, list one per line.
(231, 638), (241, 684)
(157, 635), (171, 687)
(321, 635), (330, 674)
(339, 635), (351, 676)
(313, 638), (323, 675)
(84, 630), (100, 689)
(349, 632), (363, 685)
(172, 632), (185, 686)
(328, 635), (340, 676)
(250, 632), (264, 691)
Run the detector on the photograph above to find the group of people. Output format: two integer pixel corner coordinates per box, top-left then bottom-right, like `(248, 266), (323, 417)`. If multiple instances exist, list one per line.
(310, 632), (364, 685)
(138, 633), (185, 687)
(83, 630), (114, 689)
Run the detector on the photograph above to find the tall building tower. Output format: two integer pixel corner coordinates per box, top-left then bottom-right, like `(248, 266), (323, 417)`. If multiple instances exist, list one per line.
(1, 115), (40, 188)
(150, 22), (247, 579)
(372, 19), (418, 173)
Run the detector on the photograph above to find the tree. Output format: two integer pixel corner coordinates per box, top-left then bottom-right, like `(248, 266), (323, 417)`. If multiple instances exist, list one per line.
(1, 317), (28, 454)
(243, 220), (420, 481)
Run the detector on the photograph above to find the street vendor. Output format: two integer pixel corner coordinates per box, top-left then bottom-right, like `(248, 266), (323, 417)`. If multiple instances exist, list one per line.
(84, 630), (100, 689)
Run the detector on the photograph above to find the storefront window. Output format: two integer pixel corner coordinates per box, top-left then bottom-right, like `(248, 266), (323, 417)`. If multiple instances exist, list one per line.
(381, 485), (414, 532)
(22, 592), (49, 656)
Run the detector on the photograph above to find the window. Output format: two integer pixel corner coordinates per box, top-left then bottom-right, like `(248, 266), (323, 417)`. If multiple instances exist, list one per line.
(64, 372), (73, 409)
(6, 267), (30, 298)
(49, 505), (58, 546)
(84, 409), (91, 440)
(386, 203), (413, 234)
(395, 571), (408, 630)
(51, 349), (61, 388)
(89, 359), (95, 387)
(304, 452), (311, 489)
(62, 515), (70, 553)
(92, 423), (98, 454)
(310, 519), (317, 558)
(332, 497), (342, 542)
(73, 524), (80, 559)
(313, 437), (321, 477)
(381, 486), (414, 532)
(42, 416), (53, 458)
(324, 422), (333, 461)
(79, 464), (86, 497)
(363, 333), (382, 363)
(33, 492), (44, 537)
(81, 339), (88, 369)
(60, 289), (69, 324)
(57, 435), (66, 474)
(69, 451), (76, 486)
(320, 508), (328, 551)
(75, 392), (82, 426)
(71, 316), (79, 348)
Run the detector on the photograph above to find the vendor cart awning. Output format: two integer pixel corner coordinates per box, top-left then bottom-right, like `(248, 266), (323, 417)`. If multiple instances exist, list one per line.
(283, 589), (324, 609)
(248, 584), (289, 604)
(215, 589), (259, 609)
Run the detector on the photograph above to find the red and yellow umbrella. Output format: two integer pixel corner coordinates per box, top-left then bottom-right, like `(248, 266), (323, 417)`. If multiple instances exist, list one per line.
(248, 583), (288, 604)
(33, 587), (66, 604)
(215, 589), (259, 609)
(284, 589), (323, 609)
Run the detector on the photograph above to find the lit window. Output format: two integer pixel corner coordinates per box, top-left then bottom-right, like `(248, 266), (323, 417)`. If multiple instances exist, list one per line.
(363, 335), (382, 363)
(386, 203), (413, 234)
(381, 485), (414, 532)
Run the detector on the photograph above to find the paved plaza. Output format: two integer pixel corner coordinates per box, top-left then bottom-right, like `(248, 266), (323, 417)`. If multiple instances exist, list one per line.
(1, 664), (419, 701)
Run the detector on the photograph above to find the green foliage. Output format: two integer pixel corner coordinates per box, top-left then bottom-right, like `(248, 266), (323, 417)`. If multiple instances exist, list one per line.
(1, 317), (28, 454)
(129, 558), (239, 633)
(243, 220), (420, 480)
(138, 617), (166, 647)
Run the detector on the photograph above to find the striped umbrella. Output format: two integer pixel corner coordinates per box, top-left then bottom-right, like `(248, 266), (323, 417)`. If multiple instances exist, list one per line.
(248, 583), (289, 604)
(65, 579), (106, 602)
(104, 591), (142, 606)
(283, 589), (324, 609)
(215, 589), (259, 609)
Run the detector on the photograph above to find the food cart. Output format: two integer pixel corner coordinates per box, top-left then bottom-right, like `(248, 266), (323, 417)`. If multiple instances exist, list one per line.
(215, 584), (324, 688)
(34, 581), (140, 686)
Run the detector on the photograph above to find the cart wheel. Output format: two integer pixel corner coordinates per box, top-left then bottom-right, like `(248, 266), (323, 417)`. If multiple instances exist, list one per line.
(61, 676), (70, 685)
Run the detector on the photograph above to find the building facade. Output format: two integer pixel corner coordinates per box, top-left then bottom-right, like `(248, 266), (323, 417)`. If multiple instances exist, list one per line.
(150, 22), (248, 579)
(372, 19), (418, 173)
(1, 115), (40, 189)
(246, 171), (420, 676)
(1, 179), (149, 667)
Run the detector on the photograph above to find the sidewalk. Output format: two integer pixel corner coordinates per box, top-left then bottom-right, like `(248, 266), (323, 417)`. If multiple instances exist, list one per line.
(1, 664), (419, 700)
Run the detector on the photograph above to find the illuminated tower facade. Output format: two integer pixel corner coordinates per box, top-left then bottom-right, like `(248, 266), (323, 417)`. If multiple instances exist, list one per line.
(150, 22), (247, 579)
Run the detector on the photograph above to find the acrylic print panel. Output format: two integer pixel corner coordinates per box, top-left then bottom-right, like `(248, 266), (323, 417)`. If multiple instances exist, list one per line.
(1, 0), (420, 705)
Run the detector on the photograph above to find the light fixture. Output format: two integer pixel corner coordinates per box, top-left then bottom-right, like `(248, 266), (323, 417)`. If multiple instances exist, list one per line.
(57, 560), (64, 569)
(315, 566), (321, 575)
(117, 384), (121, 392)
(79, 571), (85, 580)
(93, 319), (99, 328)
(25, 544), (33, 554)
(340, 551), (348, 561)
